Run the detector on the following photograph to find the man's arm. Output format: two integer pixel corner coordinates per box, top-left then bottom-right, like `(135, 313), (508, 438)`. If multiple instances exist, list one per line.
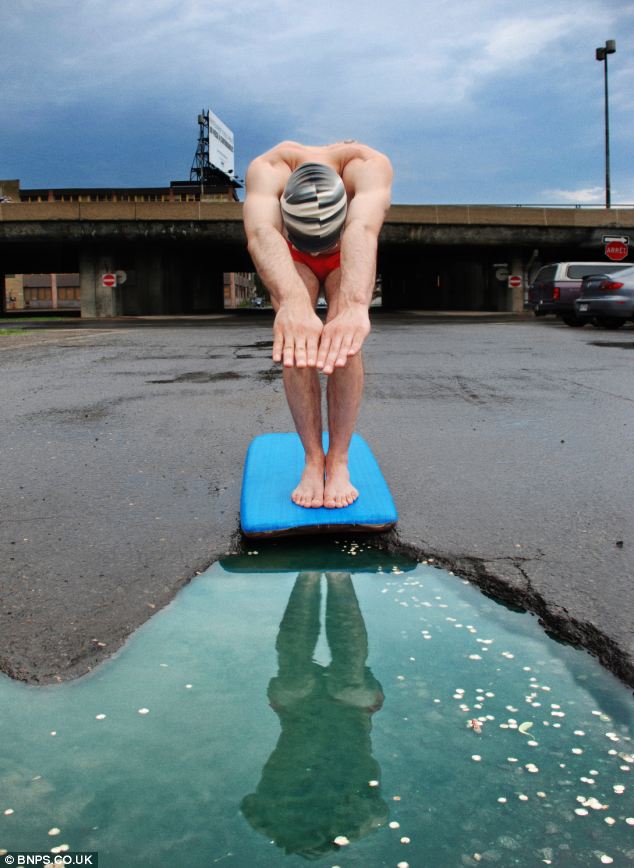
(243, 157), (323, 367)
(316, 153), (393, 374)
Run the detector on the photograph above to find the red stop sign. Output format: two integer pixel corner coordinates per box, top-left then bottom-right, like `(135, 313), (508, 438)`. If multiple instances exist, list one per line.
(102, 273), (117, 287)
(605, 241), (628, 261)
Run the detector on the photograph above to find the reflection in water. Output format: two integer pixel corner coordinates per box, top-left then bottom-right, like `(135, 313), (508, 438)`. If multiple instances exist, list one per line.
(241, 572), (388, 859)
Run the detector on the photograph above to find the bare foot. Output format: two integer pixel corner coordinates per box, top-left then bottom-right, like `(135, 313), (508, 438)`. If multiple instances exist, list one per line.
(324, 456), (359, 508)
(291, 457), (325, 508)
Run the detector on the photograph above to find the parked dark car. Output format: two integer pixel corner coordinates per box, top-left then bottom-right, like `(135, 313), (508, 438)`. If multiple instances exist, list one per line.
(529, 262), (629, 326)
(574, 265), (634, 329)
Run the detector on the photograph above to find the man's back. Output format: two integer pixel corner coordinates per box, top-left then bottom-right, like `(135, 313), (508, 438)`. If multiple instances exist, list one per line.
(251, 140), (389, 197)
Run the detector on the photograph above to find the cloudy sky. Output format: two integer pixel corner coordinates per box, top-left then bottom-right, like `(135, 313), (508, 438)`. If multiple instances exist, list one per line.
(1, 0), (633, 204)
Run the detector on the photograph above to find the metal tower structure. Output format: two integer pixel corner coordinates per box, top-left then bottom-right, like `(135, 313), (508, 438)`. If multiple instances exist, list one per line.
(190, 111), (210, 183)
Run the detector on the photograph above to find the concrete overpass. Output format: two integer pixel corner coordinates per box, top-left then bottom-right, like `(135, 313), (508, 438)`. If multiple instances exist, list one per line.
(1, 198), (633, 315)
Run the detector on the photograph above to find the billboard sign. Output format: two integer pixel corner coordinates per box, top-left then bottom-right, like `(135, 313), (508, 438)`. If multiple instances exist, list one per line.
(208, 110), (234, 175)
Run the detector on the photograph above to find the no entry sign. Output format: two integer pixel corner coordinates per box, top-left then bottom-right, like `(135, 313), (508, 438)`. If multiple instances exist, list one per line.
(102, 273), (117, 288)
(508, 275), (523, 288)
(603, 236), (630, 261)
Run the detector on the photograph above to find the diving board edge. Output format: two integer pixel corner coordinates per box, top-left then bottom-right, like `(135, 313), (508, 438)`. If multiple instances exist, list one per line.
(242, 519), (397, 540)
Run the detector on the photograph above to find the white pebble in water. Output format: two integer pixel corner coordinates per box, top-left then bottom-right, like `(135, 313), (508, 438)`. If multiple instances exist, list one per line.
(95, 714), (106, 720)
(613, 785), (625, 794)
(400, 836), (411, 844)
(185, 684), (193, 689)
(48, 828), (61, 836)
(397, 862), (410, 868)
(333, 836), (349, 846)
(138, 708), (150, 715)
(574, 808), (588, 816)
(605, 817), (616, 826)
(625, 818), (634, 825)
(471, 755), (482, 762)
(497, 797), (507, 803)
(599, 857), (613, 865)
(389, 821), (401, 829)
(4, 809), (14, 815)
(368, 780), (379, 787)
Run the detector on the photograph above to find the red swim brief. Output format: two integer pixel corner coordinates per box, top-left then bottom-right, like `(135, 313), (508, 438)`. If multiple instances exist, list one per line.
(286, 239), (341, 284)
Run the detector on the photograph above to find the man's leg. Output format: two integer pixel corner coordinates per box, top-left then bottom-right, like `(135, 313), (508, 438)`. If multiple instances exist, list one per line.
(322, 269), (363, 508)
(270, 261), (325, 507)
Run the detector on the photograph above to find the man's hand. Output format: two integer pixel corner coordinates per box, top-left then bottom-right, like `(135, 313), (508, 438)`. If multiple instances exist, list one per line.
(272, 302), (324, 368)
(316, 304), (371, 375)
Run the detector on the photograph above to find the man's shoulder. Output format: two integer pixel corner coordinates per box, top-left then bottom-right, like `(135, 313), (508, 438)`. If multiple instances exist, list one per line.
(256, 140), (303, 165)
(341, 146), (393, 191)
(245, 146), (294, 194)
(345, 143), (391, 166)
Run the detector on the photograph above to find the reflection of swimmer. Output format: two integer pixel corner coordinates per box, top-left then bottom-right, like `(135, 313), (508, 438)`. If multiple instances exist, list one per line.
(241, 572), (388, 859)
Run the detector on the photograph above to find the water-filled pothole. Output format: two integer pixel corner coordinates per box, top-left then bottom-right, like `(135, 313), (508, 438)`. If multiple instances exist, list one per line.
(0, 542), (632, 867)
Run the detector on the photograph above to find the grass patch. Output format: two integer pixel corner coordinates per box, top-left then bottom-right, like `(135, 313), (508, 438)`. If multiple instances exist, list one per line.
(0, 328), (31, 335)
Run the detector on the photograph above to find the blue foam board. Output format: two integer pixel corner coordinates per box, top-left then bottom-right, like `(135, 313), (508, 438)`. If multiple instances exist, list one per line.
(240, 432), (397, 538)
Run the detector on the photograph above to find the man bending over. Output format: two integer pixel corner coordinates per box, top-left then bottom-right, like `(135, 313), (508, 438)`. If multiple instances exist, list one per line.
(243, 140), (392, 509)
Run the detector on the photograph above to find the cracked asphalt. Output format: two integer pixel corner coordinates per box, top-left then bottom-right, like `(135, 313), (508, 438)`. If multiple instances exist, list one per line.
(0, 313), (632, 688)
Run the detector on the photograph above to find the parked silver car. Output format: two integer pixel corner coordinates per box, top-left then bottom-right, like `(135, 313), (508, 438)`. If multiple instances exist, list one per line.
(528, 261), (629, 326)
(574, 265), (634, 329)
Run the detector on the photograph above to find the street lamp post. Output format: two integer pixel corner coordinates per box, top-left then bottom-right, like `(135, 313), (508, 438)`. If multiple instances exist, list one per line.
(595, 39), (616, 208)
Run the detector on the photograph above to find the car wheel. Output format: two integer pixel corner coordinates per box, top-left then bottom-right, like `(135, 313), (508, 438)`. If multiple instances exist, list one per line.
(560, 315), (586, 327)
(595, 317), (626, 330)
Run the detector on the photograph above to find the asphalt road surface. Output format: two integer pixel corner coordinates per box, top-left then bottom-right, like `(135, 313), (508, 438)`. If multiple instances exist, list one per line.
(1, 313), (632, 688)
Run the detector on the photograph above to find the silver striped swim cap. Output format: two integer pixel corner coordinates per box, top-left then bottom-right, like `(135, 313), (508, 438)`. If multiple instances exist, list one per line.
(281, 163), (347, 254)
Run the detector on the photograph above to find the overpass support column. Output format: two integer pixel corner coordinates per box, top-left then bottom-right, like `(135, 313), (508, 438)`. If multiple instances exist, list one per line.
(135, 245), (167, 315)
(510, 255), (526, 312)
(79, 247), (120, 318)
